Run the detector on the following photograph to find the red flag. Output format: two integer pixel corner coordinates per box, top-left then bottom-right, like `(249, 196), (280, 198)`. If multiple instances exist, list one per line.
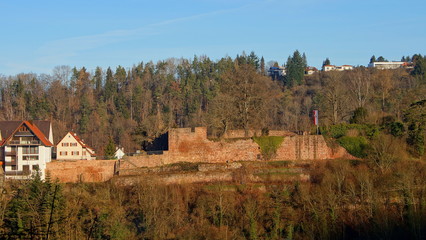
(313, 110), (319, 125)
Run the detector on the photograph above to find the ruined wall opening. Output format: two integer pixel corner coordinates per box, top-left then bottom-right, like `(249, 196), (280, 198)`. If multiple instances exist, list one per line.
(142, 132), (169, 153)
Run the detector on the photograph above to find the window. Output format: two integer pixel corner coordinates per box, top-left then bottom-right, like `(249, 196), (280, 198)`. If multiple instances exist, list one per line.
(23, 165), (30, 174)
(23, 156), (38, 161)
(32, 165), (39, 170)
(82, 151), (86, 156)
(71, 151), (79, 156)
(11, 165), (17, 170)
(60, 151), (68, 156)
(62, 143), (69, 147)
(19, 125), (29, 132)
(22, 146), (38, 154)
(71, 143), (78, 147)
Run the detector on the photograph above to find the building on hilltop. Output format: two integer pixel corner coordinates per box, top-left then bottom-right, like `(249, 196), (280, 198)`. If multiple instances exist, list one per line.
(56, 132), (96, 160)
(323, 65), (354, 71)
(305, 66), (319, 75)
(0, 120), (53, 180)
(368, 61), (413, 70)
(268, 66), (286, 79)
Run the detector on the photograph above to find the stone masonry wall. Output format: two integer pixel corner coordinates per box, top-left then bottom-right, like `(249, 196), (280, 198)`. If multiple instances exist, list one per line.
(223, 129), (296, 139)
(119, 127), (353, 172)
(46, 128), (353, 182)
(46, 160), (116, 183)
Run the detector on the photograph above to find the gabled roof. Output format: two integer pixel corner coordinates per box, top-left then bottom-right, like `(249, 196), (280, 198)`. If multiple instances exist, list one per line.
(32, 120), (51, 138)
(57, 131), (96, 154)
(0, 121), (21, 142)
(0, 121), (53, 147)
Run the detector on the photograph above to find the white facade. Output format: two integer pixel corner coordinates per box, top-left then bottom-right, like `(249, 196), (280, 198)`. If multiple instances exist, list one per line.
(4, 145), (51, 180)
(324, 65), (354, 71)
(340, 65), (354, 70)
(305, 67), (318, 75)
(56, 132), (96, 160)
(368, 62), (405, 69)
(114, 148), (125, 160)
(323, 65), (336, 71)
(0, 121), (53, 180)
(268, 66), (286, 77)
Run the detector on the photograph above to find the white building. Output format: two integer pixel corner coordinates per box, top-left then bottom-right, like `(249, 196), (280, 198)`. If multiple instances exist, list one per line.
(0, 121), (53, 180)
(114, 147), (125, 160)
(268, 66), (286, 77)
(339, 65), (354, 71)
(323, 65), (354, 71)
(323, 65), (336, 71)
(368, 61), (406, 69)
(56, 132), (96, 160)
(305, 67), (319, 75)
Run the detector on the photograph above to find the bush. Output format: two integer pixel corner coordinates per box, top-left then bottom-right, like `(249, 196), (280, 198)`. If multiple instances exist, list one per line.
(337, 136), (368, 158)
(323, 123), (379, 139)
(322, 124), (347, 138)
(349, 107), (368, 124)
(253, 136), (284, 160)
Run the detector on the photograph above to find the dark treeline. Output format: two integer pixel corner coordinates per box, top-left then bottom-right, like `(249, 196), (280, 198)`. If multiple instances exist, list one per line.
(1, 52), (426, 155)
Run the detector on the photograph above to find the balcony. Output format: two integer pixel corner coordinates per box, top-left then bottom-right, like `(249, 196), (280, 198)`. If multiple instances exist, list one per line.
(5, 160), (17, 166)
(5, 165), (31, 176)
(15, 131), (35, 137)
(5, 151), (16, 156)
(5, 170), (31, 176)
(9, 140), (41, 145)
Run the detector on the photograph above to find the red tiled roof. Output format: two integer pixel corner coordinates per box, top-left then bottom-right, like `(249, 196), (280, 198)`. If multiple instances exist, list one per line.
(57, 131), (96, 155)
(0, 121), (53, 147)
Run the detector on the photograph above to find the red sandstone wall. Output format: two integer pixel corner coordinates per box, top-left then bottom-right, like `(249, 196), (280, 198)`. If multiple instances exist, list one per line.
(275, 135), (336, 160)
(46, 128), (353, 182)
(223, 129), (296, 139)
(46, 160), (116, 183)
(120, 128), (353, 171)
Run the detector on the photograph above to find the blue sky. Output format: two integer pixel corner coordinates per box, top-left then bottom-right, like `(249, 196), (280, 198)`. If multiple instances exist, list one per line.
(1, 0), (425, 76)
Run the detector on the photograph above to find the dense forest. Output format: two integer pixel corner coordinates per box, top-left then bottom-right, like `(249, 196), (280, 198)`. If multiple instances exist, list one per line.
(0, 51), (425, 157)
(1, 51), (426, 239)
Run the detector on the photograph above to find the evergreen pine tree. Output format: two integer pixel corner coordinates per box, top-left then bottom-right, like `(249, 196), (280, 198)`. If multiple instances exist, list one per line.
(94, 66), (103, 97)
(377, 56), (387, 62)
(322, 58), (331, 67)
(104, 137), (116, 159)
(104, 67), (115, 101)
(285, 50), (306, 87)
(4, 174), (65, 239)
(260, 56), (265, 75)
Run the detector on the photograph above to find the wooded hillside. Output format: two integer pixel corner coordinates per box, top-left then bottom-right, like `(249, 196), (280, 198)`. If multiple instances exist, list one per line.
(1, 52), (425, 157)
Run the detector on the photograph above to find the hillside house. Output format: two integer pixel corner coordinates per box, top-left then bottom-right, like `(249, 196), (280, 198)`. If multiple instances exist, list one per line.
(0, 120), (54, 180)
(305, 66), (318, 75)
(323, 65), (354, 71)
(114, 147), (125, 160)
(268, 66), (286, 79)
(368, 61), (409, 69)
(56, 132), (96, 160)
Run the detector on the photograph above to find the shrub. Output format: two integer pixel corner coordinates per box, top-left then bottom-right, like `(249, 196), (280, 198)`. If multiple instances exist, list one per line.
(253, 136), (284, 160)
(389, 122), (405, 137)
(323, 124), (347, 138)
(337, 136), (368, 158)
(349, 107), (368, 124)
(323, 123), (379, 139)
